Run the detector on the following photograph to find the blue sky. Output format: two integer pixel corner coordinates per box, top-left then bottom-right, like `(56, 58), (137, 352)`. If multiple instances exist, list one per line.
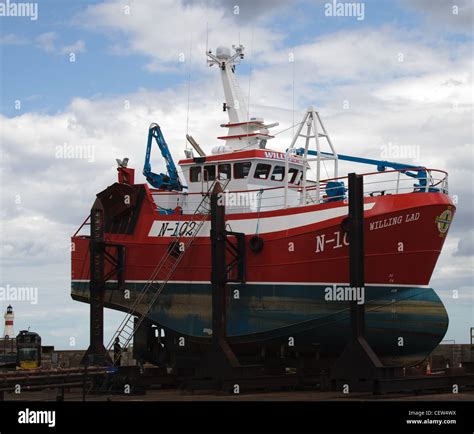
(1, 0), (179, 115)
(0, 0), (472, 350)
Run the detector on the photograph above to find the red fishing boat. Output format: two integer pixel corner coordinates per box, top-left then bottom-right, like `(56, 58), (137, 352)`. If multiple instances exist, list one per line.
(72, 45), (454, 367)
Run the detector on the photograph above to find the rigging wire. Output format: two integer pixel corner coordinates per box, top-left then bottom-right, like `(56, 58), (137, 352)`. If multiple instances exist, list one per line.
(185, 32), (193, 149)
(246, 26), (255, 140)
(234, 120), (305, 152)
(292, 47), (295, 140)
(322, 159), (330, 179)
(273, 120), (304, 136)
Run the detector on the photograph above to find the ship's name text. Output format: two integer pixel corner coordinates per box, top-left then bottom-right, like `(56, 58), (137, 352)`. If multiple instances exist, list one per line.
(369, 212), (420, 231)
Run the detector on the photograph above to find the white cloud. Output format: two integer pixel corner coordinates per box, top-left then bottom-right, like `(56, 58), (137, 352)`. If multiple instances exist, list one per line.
(79, 0), (282, 72)
(60, 40), (86, 55)
(34, 32), (86, 56)
(35, 32), (57, 52)
(258, 26), (470, 86)
(374, 71), (472, 104)
(454, 230), (474, 257)
(402, 0), (473, 35)
(0, 33), (28, 45)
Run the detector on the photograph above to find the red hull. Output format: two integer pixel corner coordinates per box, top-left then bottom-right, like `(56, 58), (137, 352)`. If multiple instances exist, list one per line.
(72, 188), (454, 287)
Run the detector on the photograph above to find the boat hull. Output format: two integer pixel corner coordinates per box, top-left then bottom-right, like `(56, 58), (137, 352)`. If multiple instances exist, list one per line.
(71, 188), (454, 367)
(71, 281), (448, 367)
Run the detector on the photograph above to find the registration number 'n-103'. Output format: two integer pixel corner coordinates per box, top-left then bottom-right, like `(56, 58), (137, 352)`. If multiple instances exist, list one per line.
(155, 221), (199, 237)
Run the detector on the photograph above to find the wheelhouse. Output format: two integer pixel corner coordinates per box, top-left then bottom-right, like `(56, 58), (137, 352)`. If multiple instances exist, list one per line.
(180, 150), (306, 191)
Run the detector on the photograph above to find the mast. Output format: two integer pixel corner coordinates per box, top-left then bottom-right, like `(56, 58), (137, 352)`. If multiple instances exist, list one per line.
(207, 45), (248, 124)
(207, 45), (278, 152)
(286, 107), (339, 205)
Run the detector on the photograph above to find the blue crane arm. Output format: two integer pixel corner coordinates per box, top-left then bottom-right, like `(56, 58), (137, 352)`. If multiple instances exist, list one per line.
(143, 123), (185, 191)
(294, 148), (427, 179)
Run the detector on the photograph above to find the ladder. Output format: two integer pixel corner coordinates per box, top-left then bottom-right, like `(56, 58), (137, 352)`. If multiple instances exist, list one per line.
(106, 178), (228, 362)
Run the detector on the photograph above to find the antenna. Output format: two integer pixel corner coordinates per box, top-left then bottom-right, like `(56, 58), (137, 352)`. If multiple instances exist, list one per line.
(246, 26), (254, 140)
(292, 47), (295, 139)
(205, 22), (209, 57)
(185, 32), (193, 147)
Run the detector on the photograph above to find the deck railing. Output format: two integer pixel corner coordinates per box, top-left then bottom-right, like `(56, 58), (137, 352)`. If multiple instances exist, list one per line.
(152, 168), (449, 214)
(303, 168), (448, 206)
(72, 168), (450, 232)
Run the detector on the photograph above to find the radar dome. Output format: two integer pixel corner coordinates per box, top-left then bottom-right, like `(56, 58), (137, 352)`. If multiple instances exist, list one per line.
(215, 46), (231, 59)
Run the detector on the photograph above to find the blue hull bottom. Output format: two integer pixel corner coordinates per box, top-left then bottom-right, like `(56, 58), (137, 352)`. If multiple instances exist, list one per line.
(71, 281), (448, 367)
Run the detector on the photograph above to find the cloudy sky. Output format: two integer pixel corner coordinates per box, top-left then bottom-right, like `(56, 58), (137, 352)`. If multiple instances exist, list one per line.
(0, 0), (472, 349)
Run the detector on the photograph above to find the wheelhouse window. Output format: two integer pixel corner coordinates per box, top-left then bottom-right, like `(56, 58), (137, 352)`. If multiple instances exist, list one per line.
(190, 166), (201, 182)
(254, 163), (272, 180)
(297, 171), (303, 185)
(218, 164), (231, 180)
(234, 162), (251, 179)
(288, 168), (300, 184)
(203, 165), (216, 181)
(271, 165), (285, 181)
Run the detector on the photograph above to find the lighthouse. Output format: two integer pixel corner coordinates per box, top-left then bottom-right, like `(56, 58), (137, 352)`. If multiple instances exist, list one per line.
(3, 305), (14, 339)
